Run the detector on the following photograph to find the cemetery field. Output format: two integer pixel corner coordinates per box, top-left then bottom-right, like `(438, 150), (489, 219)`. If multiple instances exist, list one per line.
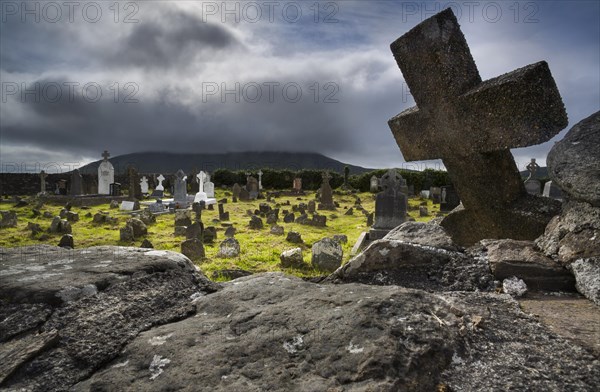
(0, 191), (439, 280)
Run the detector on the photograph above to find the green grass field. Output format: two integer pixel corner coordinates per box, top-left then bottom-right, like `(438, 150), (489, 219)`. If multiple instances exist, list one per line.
(0, 190), (439, 280)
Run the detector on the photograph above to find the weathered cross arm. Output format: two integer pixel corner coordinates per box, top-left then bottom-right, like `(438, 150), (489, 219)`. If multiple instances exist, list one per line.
(458, 61), (568, 153)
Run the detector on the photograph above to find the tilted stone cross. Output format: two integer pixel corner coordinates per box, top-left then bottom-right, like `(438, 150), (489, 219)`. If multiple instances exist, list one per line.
(388, 8), (567, 245)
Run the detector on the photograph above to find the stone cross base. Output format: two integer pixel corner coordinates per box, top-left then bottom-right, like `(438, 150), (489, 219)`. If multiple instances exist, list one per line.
(441, 195), (561, 246)
(368, 228), (391, 241)
(318, 203), (336, 211)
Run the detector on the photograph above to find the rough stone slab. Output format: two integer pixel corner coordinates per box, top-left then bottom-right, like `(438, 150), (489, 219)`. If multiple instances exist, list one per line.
(569, 258), (600, 306)
(0, 246), (220, 391)
(73, 273), (599, 391)
(0, 330), (59, 384)
(327, 239), (494, 292)
(535, 200), (600, 264)
(383, 221), (460, 251)
(482, 239), (575, 292)
(0, 245), (202, 305)
(547, 111), (600, 206)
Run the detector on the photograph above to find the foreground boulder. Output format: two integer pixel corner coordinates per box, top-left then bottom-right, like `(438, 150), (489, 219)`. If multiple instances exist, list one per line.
(329, 239), (493, 291)
(0, 245), (219, 390)
(535, 111), (600, 304)
(547, 111), (599, 206)
(73, 273), (598, 391)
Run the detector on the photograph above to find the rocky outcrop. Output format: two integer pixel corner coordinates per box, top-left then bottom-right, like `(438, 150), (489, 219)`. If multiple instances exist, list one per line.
(73, 273), (599, 391)
(547, 111), (600, 206)
(328, 239), (494, 292)
(0, 245), (219, 391)
(535, 112), (600, 304)
(569, 258), (600, 306)
(535, 200), (600, 264)
(477, 239), (575, 292)
(383, 221), (460, 251)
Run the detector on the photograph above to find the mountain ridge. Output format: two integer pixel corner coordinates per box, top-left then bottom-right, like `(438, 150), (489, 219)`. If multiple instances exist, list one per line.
(78, 151), (376, 175)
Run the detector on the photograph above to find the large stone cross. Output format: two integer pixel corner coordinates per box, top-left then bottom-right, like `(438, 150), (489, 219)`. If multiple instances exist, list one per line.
(388, 8), (567, 245)
(102, 150), (110, 161)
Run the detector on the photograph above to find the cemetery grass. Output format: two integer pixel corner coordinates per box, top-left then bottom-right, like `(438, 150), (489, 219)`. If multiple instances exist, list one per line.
(0, 191), (439, 281)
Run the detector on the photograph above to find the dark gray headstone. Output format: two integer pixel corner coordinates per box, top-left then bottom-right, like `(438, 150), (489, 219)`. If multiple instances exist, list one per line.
(70, 169), (83, 196)
(369, 169), (407, 240)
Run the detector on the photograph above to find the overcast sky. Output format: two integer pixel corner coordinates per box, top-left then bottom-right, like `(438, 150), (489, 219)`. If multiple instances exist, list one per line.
(1, 0), (598, 173)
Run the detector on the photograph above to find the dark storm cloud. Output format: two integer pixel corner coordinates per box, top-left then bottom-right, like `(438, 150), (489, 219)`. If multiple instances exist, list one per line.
(2, 74), (357, 160)
(107, 9), (240, 69)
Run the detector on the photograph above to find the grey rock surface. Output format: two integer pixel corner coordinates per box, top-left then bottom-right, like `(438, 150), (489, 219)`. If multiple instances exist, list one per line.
(480, 239), (575, 291)
(547, 111), (600, 206)
(535, 200), (600, 264)
(73, 273), (598, 391)
(0, 246), (219, 390)
(311, 238), (343, 272)
(280, 248), (305, 269)
(383, 221), (460, 251)
(569, 258), (600, 306)
(329, 239), (494, 292)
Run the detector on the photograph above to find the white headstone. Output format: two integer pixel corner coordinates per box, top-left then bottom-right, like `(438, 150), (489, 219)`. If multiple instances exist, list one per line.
(120, 201), (136, 211)
(204, 181), (215, 198)
(140, 176), (149, 194)
(194, 171), (208, 202)
(257, 170), (263, 190)
(156, 174), (165, 191)
(98, 150), (114, 195)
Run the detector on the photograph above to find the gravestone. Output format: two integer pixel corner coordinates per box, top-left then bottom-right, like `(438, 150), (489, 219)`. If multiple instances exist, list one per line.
(204, 181), (215, 198)
(128, 166), (142, 200)
(239, 187), (250, 202)
(98, 150), (114, 195)
(147, 199), (166, 213)
(440, 185), (461, 212)
(70, 169), (83, 196)
(542, 181), (563, 201)
(152, 174), (165, 198)
(318, 171), (336, 210)
(257, 170), (263, 190)
(525, 180), (542, 195)
(370, 176), (379, 192)
(232, 183), (241, 199)
(525, 158), (541, 181)
(194, 172), (208, 202)
(173, 169), (188, 207)
(39, 170), (47, 193)
(246, 177), (259, 199)
(524, 158), (542, 195)
(293, 178), (302, 192)
(189, 171), (199, 193)
(430, 187), (441, 204)
(120, 201), (136, 211)
(369, 169), (408, 240)
(140, 176), (149, 194)
(218, 203), (229, 221)
(387, 8), (567, 245)
(110, 182), (121, 196)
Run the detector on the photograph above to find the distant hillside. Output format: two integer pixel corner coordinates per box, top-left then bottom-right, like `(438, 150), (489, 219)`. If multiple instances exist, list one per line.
(78, 151), (374, 175)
